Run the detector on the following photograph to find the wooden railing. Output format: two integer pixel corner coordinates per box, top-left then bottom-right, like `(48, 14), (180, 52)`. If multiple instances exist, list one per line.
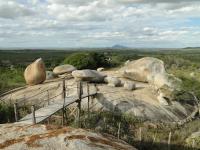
(13, 78), (96, 127)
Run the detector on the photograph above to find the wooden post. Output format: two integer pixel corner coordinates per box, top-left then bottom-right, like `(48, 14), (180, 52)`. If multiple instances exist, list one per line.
(139, 127), (142, 149)
(117, 122), (121, 139)
(152, 132), (157, 145)
(77, 81), (82, 127)
(31, 105), (36, 124)
(47, 90), (50, 105)
(168, 131), (172, 150)
(62, 107), (65, 126)
(62, 78), (66, 126)
(63, 78), (66, 101)
(14, 103), (18, 122)
(87, 82), (90, 119)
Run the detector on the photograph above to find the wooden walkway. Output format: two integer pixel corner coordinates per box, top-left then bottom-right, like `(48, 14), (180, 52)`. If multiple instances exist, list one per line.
(15, 81), (97, 125)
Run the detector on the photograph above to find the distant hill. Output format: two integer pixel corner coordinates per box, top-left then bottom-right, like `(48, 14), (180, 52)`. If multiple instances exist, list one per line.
(112, 44), (128, 49)
(183, 47), (200, 49)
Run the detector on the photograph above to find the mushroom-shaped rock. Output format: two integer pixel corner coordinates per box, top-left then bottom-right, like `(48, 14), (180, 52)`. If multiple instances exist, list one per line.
(46, 71), (56, 80)
(123, 81), (136, 91)
(72, 69), (106, 83)
(53, 64), (76, 75)
(24, 58), (46, 85)
(104, 76), (121, 87)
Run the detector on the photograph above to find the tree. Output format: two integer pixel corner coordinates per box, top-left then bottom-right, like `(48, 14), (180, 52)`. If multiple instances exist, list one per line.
(63, 52), (109, 69)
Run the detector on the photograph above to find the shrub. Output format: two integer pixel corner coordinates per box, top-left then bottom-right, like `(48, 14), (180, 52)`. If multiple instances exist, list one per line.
(0, 67), (25, 93)
(63, 52), (109, 69)
(0, 103), (15, 123)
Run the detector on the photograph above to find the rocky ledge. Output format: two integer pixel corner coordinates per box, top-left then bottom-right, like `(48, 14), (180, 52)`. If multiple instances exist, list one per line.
(0, 123), (136, 150)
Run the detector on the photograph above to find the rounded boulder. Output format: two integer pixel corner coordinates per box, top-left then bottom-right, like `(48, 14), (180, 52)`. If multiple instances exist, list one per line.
(53, 64), (76, 75)
(24, 58), (46, 85)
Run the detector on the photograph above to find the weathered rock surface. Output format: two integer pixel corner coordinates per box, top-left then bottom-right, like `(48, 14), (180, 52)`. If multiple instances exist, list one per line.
(120, 57), (165, 82)
(123, 81), (136, 91)
(72, 69), (106, 83)
(24, 58), (46, 85)
(104, 76), (121, 87)
(0, 67), (196, 123)
(46, 71), (56, 80)
(0, 124), (136, 150)
(119, 57), (182, 99)
(53, 64), (76, 75)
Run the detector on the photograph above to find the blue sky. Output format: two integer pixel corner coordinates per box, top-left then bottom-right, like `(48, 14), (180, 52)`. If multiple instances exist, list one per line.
(0, 0), (200, 48)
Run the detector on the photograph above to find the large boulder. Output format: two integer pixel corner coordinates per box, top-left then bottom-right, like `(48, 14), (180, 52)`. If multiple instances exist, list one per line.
(24, 58), (46, 85)
(119, 57), (182, 99)
(72, 69), (106, 83)
(104, 76), (121, 87)
(53, 64), (76, 75)
(120, 57), (165, 82)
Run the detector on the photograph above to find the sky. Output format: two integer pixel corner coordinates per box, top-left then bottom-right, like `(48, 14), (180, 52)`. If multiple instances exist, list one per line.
(0, 0), (200, 48)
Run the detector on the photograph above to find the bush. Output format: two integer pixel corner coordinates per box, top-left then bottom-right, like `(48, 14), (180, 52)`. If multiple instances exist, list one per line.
(0, 103), (15, 123)
(0, 67), (25, 93)
(63, 52), (109, 69)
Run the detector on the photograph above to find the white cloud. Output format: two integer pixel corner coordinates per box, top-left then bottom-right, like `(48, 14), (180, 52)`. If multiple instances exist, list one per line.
(0, 0), (200, 48)
(0, 1), (34, 19)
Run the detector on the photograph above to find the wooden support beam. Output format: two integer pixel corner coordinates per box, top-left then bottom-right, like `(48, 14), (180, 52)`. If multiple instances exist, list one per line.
(62, 107), (66, 126)
(76, 81), (82, 127)
(14, 103), (18, 122)
(62, 78), (66, 100)
(168, 131), (172, 150)
(31, 105), (36, 124)
(47, 90), (50, 105)
(87, 82), (90, 119)
(117, 122), (121, 140)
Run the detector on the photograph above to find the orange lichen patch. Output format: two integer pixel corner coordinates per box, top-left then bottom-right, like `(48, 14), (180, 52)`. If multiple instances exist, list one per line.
(14, 124), (33, 132)
(0, 138), (24, 149)
(64, 135), (86, 141)
(0, 127), (72, 149)
(45, 124), (63, 130)
(26, 135), (42, 148)
(24, 127), (73, 147)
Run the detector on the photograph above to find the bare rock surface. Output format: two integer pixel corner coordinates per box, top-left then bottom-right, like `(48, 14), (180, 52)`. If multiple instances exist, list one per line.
(0, 123), (136, 150)
(0, 75), (196, 123)
(0, 57), (197, 123)
(24, 58), (46, 86)
(119, 57), (182, 100)
(123, 81), (136, 91)
(72, 69), (106, 83)
(53, 64), (76, 75)
(104, 76), (121, 87)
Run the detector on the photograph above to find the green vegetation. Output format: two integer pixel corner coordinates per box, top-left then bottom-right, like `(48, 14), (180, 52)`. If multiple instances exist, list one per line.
(0, 103), (15, 123)
(1, 48), (200, 149)
(63, 52), (109, 69)
(52, 110), (200, 150)
(0, 67), (25, 93)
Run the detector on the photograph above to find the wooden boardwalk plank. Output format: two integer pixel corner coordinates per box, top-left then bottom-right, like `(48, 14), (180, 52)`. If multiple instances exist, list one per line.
(17, 91), (96, 124)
